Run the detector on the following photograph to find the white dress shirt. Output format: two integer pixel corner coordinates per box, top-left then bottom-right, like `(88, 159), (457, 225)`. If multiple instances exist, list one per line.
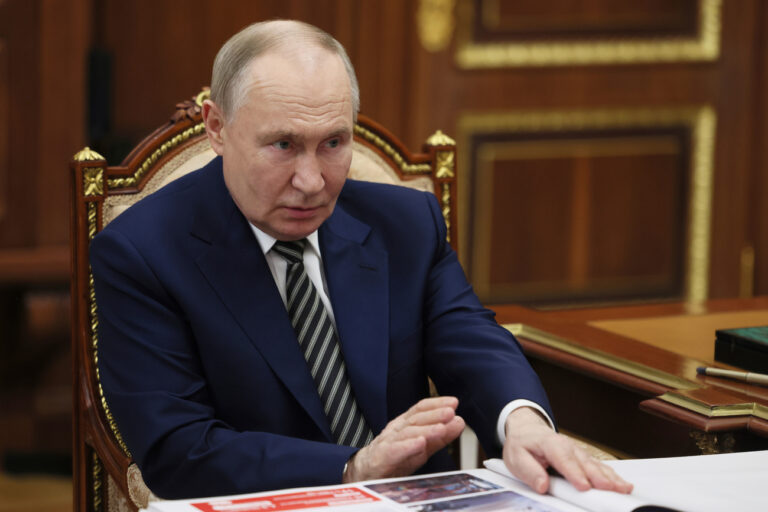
(249, 224), (554, 445)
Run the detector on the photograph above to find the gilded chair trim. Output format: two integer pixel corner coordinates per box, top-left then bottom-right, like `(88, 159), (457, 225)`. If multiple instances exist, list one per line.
(103, 138), (214, 227)
(426, 130), (456, 147)
(88, 199), (132, 458)
(353, 124), (432, 175)
(92, 452), (103, 512)
(74, 147), (106, 162)
(108, 123), (207, 190)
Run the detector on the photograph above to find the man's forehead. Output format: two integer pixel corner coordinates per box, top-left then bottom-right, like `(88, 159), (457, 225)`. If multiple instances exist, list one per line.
(246, 43), (344, 82)
(235, 47), (353, 123)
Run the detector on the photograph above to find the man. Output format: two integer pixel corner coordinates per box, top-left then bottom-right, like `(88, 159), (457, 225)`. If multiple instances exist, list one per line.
(91, 20), (631, 499)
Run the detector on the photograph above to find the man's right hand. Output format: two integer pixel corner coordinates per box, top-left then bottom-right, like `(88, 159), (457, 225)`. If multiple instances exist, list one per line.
(342, 396), (465, 482)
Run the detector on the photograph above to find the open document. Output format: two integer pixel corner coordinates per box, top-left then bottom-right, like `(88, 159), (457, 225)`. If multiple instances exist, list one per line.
(485, 450), (768, 512)
(144, 450), (768, 512)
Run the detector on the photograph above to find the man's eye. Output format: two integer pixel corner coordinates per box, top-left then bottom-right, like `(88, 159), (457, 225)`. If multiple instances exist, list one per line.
(327, 138), (340, 148)
(273, 141), (291, 150)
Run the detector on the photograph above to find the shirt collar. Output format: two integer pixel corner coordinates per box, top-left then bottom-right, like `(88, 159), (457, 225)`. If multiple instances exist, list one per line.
(250, 224), (321, 259)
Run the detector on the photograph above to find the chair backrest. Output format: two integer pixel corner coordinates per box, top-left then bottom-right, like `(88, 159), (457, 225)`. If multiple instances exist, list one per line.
(70, 88), (457, 511)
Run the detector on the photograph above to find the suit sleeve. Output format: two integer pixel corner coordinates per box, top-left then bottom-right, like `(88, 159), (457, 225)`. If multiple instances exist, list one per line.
(419, 192), (554, 457)
(90, 228), (356, 499)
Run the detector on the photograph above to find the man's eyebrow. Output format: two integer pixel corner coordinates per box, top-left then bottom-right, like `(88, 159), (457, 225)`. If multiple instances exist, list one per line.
(259, 127), (352, 143)
(326, 127), (353, 139)
(260, 130), (298, 142)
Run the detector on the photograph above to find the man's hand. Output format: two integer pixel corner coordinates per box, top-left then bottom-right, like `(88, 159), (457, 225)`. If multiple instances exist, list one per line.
(503, 407), (633, 495)
(343, 396), (465, 482)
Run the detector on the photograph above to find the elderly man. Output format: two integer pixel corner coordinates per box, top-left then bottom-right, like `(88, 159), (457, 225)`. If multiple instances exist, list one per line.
(91, 20), (631, 499)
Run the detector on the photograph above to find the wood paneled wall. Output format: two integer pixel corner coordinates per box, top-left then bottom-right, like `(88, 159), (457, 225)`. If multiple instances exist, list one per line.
(0, 0), (88, 463)
(0, 0), (87, 279)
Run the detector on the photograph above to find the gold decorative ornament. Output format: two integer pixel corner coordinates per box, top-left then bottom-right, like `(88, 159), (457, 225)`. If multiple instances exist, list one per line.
(685, 107), (716, 305)
(108, 123), (207, 189)
(353, 124), (431, 174)
(658, 391), (768, 421)
(505, 323), (700, 391)
(455, 0), (721, 68)
(73, 146), (106, 162)
(87, 200), (132, 457)
(92, 452), (103, 512)
(417, 0), (457, 53)
(195, 88), (211, 106)
(441, 183), (452, 242)
(426, 129), (457, 147)
(690, 431), (735, 455)
(459, 106), (716, 305)
(83, 168), (104, 196)
(87, 201), (98, 241)
(435, 151), (455, 179)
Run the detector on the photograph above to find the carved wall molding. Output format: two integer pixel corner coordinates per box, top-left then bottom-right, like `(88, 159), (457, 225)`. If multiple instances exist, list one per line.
(455, 0), (721, 68)
(458, 106), (716, 305)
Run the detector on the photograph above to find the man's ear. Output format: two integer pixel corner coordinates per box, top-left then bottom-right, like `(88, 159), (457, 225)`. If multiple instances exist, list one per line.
(202, 99), (226, 155)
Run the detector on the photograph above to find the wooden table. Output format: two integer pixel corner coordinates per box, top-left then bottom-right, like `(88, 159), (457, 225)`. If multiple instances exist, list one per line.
(493, 297), (768, 458)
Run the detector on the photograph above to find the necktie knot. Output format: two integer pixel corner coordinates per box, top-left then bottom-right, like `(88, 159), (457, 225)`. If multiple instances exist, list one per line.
(272, 240), (306, 265)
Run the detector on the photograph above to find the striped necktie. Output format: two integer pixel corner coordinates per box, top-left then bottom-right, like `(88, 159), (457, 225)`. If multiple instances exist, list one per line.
(272, 240), (374, 448)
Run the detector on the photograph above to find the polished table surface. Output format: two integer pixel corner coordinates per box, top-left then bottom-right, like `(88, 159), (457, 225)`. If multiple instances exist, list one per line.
(492, 297), (768, 457)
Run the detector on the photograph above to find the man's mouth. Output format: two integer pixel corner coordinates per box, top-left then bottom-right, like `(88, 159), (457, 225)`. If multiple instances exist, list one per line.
(284, 206), (321, 218)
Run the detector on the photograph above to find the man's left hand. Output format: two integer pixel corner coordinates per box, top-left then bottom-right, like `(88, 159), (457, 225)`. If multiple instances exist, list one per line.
(502, 407), (633, 495)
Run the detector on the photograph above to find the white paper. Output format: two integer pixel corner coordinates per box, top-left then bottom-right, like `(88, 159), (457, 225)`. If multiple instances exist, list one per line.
(485, 450), (768, 512)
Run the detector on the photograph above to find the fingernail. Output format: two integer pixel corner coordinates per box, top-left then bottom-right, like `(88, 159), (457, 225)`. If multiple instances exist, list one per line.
(535, 477), (546, 492)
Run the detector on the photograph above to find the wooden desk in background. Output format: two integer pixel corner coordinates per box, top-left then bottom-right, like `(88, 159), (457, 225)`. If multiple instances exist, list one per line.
(493, 297), (768, 458)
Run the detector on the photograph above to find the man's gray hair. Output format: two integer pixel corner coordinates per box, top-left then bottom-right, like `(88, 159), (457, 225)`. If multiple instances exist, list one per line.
(211, 20), (360, 121)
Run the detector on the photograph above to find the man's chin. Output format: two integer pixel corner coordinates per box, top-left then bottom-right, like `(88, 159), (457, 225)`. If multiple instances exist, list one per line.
(272, 219), (326, 241)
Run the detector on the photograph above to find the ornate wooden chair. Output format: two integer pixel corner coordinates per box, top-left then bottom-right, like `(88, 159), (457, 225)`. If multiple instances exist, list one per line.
(70, 88), (458, 511)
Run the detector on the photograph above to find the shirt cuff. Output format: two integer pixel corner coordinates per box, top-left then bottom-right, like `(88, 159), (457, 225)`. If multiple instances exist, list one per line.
(496, 400), (556, 444)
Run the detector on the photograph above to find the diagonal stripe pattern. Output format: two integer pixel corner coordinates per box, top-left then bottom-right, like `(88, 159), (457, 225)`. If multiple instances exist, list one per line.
(273, 240), (374, 448)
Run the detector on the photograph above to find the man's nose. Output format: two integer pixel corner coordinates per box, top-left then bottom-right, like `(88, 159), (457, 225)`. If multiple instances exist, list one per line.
(292, 153), (325, 194)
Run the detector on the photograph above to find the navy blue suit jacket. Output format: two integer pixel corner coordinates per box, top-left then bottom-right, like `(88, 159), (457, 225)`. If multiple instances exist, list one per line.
(91, 156), (552, 499)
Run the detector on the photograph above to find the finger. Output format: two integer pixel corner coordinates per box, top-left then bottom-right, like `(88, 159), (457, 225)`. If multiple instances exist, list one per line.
(544, 442), (590, 492)
(505, 446), (551, 494)
(394, 421), (454, 444)
(402, 396), (459, 417)
(575, 452), (611, 490)
(386, 401), (459, 434)
(570, 447), (633, 494)
(587, 459), (633, 494)
(398, 406), (457, 429)
(422, 415), (465, 454)
(437, 415), (464, 444)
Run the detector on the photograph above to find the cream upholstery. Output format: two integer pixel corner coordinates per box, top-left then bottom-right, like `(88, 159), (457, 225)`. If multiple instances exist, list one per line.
(103, 138), (434, 228)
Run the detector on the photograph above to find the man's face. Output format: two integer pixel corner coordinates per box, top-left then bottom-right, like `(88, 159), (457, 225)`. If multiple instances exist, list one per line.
(204, 47), (354, 241)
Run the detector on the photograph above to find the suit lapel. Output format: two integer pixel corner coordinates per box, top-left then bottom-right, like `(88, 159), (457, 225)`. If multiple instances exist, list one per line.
(320, 206), (390, 434)
(191, 159), (332, 440)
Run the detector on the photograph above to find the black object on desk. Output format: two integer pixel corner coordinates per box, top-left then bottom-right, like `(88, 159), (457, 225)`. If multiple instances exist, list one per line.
(714, 326), (768, 373)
